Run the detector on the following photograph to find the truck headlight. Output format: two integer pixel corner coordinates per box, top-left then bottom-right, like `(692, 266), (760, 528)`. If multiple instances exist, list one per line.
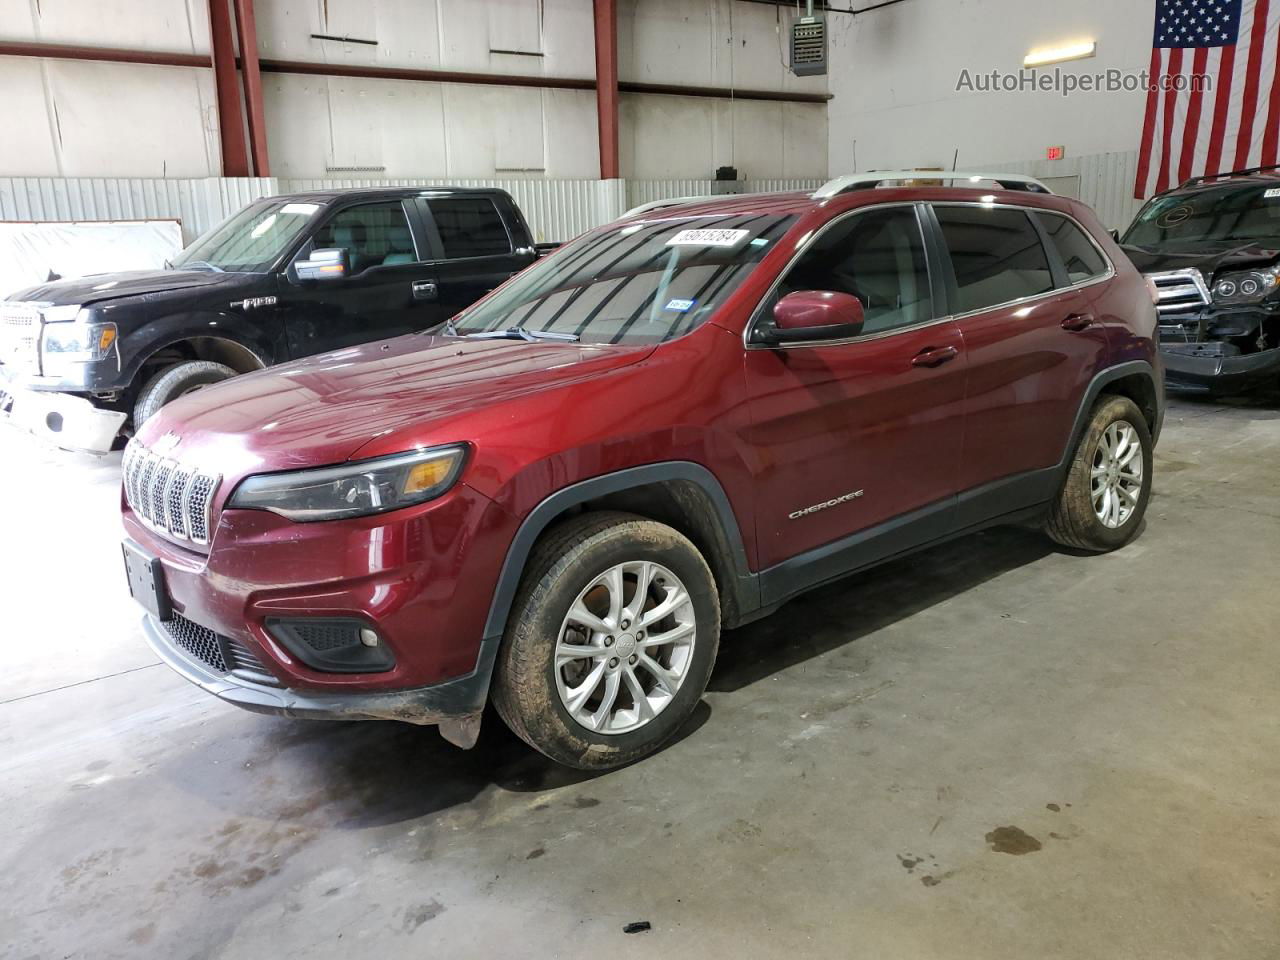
(1212, 265), (1280, 304)
(227, 446), (468, 522)
(40, 309), (117, 377)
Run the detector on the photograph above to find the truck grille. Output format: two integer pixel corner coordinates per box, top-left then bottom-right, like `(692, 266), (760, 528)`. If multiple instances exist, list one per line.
(0, 301), (43, 375)
(160, 614), (279, 686)
(122, 438), (221, 546)
(1148, 269), (1211, 318)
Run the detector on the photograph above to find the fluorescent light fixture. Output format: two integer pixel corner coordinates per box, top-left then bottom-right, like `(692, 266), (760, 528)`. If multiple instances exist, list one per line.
(1024, 40), (1096, 68)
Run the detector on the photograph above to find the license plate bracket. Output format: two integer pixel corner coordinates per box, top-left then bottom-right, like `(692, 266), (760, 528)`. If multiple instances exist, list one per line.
(122, 539), (172, 621)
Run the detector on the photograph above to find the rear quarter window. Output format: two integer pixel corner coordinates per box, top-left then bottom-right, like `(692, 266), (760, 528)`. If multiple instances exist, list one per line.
(934, 205), (1055, 314)
(1038, 212), (1109, 285)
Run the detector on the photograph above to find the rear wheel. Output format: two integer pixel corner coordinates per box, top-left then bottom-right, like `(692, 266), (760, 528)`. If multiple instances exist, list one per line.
(491, 512), (720, 770)
(133, 360), (237, 426)
(1045, 395), (1153, 551)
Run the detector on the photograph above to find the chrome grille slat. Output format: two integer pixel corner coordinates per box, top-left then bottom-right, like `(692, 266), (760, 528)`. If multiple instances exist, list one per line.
(121, 438), (220, 546)
(1148, 269), (1211, 317)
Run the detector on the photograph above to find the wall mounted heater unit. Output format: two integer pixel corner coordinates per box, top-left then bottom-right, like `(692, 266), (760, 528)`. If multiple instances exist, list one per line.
(791, 15), (827, 77)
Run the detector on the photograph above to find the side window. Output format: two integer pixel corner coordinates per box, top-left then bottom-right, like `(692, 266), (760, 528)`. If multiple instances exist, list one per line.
(427, 197), (513, 258)
(771, 207), (934, 335)
(934, 206), (1054, 313)
(312, 201), (417, 274)
(1038, 213), (1109, 285)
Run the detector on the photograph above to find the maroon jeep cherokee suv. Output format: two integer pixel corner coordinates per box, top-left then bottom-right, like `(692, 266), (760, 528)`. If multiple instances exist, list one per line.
(120, 173), (1163, 769)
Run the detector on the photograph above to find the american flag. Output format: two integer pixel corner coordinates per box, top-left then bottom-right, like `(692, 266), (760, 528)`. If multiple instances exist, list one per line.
(1135, 0), (1280, 198)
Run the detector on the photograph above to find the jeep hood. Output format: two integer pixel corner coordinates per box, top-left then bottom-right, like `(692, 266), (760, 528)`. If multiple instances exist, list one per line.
(137, 334), (654, 475)
(10, 269), (231, 306)
(1122, 240), (1280, 277)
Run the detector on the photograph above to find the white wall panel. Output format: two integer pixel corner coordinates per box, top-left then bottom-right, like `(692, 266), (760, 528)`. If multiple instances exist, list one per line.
(983, 151), (1147, 232)
(0, 0), (209, 53)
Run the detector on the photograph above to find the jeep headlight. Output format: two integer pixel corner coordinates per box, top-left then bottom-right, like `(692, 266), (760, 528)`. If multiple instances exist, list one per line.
(227, 446), (468, 521)
(1212, 265), (1280, 304)
(40, 307), (118, 377)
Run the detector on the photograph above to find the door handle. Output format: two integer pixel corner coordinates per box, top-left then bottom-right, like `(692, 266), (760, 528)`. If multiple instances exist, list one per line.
(412, 280), (438, 301)
(911, 345), (959, 368)
(1061, 312), (1095, 332)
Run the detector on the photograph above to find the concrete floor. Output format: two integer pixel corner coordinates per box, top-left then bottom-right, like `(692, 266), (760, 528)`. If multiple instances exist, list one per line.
(2, 394), (1279, 960)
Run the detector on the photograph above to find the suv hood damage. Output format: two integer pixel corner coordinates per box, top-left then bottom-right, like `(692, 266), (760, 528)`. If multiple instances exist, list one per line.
(136, 334), (654, 476)
(1123, 240), (1280, 276)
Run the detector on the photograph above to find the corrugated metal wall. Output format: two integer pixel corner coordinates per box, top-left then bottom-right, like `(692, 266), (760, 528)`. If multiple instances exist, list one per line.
(0, 176), (813, 247)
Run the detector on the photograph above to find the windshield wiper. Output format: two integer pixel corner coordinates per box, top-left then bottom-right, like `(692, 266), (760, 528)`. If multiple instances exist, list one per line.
(177, 260), (225, 273)
(463, 327), (579, 343)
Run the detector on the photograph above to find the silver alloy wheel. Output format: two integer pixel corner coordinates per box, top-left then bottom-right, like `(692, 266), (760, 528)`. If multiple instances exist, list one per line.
(554, 560), (697, 735)
(1091, 419), (1144, 529)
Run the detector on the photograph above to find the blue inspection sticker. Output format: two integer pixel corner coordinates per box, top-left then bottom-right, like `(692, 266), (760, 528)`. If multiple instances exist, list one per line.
(664, 298), (696, 312)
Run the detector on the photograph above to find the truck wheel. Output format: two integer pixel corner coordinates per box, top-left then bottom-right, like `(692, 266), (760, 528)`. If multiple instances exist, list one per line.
(133, 361), (237, 426)
(1045, 395), (1153, 552)
(491, 511), (720, 770)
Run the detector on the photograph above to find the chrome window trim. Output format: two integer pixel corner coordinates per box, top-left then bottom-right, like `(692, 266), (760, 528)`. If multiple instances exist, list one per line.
(744, 199), (1117, 350)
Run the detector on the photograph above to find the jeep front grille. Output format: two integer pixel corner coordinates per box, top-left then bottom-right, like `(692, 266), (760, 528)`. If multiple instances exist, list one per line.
(1147, 269), (1211, 318)
(122, 439), (221, 546)
(0, 301), (43, 375)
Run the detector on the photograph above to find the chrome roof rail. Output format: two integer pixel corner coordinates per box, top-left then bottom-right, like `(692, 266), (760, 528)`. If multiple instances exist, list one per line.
(814, 171), (1053, 199)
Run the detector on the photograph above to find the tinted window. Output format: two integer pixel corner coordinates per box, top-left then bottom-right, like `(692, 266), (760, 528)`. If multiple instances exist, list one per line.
(428, 197), (512, 258)
(770, 207), (933, 334)
(451, 214), (796, 345)
(935, 206), (1054, 313)
(313, 201), (416, 274)
(1039, 213), (1108, 284)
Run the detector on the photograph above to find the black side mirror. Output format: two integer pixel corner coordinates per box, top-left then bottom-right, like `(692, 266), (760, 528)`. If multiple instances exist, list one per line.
(296, 248), (350, 281)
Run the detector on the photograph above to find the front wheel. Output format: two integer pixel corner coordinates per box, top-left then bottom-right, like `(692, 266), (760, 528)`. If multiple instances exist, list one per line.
(133, 360), (237, 427)
(491, 512), (720, 770)
(1045, 395), (1153, 551)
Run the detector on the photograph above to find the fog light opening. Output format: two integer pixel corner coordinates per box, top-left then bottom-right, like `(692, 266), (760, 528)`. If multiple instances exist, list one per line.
(359, 628), (380, 647)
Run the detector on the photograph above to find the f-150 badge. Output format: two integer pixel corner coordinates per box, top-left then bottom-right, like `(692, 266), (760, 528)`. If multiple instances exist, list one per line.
(230, 296), (277, 310)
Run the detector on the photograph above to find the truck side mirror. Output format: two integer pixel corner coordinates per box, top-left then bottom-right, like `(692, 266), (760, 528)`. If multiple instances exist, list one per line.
(296, 248), (350, 281)
(757, 290), (865, 345)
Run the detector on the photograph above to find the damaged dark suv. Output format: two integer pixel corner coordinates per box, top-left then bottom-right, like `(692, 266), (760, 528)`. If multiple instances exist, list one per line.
(1123, 164), (1280, 394)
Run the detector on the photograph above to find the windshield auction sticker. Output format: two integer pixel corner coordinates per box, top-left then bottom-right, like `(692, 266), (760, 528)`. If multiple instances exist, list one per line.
(666, 228), (751, 247)
(1265, 189), (1280, 199)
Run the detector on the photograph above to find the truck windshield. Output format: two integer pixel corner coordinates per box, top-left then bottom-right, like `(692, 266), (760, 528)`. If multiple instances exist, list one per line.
(449, 213), (797, 345)
(170, 199), (322, 273)
(1123, 185), (1280, 248)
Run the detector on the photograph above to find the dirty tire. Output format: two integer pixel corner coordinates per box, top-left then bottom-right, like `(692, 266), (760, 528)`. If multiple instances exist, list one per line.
(1045, 394), (1153, 552)
(491, 511), (720, 770)
(133, 361), (237, 426)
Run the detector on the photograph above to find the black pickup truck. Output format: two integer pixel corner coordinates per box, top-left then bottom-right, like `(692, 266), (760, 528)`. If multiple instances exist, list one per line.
(0, 186), (544, 452)
(1122, 165), (1280, 394)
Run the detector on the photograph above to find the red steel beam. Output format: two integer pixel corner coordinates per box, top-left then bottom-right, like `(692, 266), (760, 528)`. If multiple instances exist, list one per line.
(0, 40), (207, 68)
(208, 0), (249, 176)
(593, 0), (620, 179)
(0, 42), (833, 105)
(233, 0), (270, 176)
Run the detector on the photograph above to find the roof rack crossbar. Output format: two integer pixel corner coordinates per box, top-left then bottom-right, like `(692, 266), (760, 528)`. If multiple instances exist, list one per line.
(1180, 163), (1280, 188)
(813, 171), (1053, 199)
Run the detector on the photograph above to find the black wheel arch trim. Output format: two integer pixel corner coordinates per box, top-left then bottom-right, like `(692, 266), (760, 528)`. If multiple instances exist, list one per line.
(481, 461), (759, 643)
(1058, 360), (1162, 476)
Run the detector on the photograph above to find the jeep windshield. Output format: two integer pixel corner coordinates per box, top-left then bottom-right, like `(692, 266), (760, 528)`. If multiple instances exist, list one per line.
(448, 213), (797, 345)
(1123, 184), (1280, 248)
(170, 199), (322, 273)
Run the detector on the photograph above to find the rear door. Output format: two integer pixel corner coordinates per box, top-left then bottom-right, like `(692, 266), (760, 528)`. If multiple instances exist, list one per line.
(930, 203), (1112, 512)
(278, 198), (437, 356)
(742, 203), (968, 575)
(413, 195), (537, 325)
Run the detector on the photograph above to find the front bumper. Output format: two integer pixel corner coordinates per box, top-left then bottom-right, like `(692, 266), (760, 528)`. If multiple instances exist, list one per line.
(0, 379), (124, 453)
(143, 614), (497, 745)
(1161, 342), (1280, 393)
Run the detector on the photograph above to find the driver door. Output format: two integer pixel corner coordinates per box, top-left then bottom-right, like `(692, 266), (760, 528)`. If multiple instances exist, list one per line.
(741, 204), (968, 590)
(279, 199), (437, 357)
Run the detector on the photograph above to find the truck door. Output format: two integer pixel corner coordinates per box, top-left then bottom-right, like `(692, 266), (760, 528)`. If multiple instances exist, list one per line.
(278, 198), (440, 357)
(412, 195), (538, 326)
